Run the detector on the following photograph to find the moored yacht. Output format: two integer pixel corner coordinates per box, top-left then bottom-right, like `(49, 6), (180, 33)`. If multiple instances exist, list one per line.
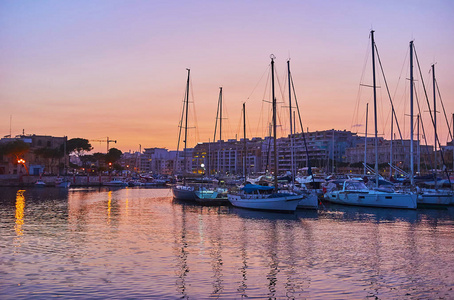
(324, 179), (417, 209)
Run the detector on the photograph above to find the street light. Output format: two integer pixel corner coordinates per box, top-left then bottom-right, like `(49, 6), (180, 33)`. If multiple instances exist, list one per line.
(17, 159), (28, 174)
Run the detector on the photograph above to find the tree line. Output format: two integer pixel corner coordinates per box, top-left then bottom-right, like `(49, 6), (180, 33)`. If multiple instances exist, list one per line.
(0, 138), (123, 174)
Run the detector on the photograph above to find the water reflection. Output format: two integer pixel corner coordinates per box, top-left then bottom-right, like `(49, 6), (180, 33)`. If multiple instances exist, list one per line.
(107, 191), (112, 223)
(230, 207), (299, 221)
(173, 204), (189, 299)
(15, 190), (25, 236)
(0, 188), (453, 299)
(237, 221), (248, 298)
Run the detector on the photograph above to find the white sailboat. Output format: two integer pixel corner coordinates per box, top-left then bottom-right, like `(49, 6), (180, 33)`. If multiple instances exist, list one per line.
(416, 63), (453, 206)
(172, 69), (197, 202)
(325, 179), (416, 209)
(286, 59), (318, 209)
(227, 55), (302, 212)
(324, 31), (417, 209)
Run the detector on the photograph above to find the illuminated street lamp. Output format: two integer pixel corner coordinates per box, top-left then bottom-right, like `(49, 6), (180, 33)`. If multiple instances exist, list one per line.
(17, 158), (29, 175)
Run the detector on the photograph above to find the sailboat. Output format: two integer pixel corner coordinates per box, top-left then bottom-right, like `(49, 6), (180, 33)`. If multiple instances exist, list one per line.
(227, 55), (303, 212)
(286, 59), (318, 209)
(415, 63), (453, 206)
(172, 69), (197, 202)
(324, 31), (417, 209)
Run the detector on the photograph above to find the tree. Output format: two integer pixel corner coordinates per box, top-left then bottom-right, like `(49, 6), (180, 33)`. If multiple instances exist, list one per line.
(67, 138), (92, 156)
(0, 140), (30, 161)
(105, 148), (122, 164)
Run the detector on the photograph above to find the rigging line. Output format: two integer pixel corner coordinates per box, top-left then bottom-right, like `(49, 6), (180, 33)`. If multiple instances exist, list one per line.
(257, 67), (271, 138)
(271, 60), (288, 138)
(374, 43), (405, 145)
(189, 78), (200, 146)
(235, 106), (242, 141)
(245, 106), (253, 143)
(414, 86), (434, 170)
(377, 69), (386, 138)
(288, 60), (315, 185)
(351, 37), (371, 132)
(435, 79), (453, 140)
(414, 47), (451, 185)
(414, 46), (437, 141)
(176, 82), (189, 154)
(392, 46), (409, 102)
(448, 116), (454, 143)
(213, 91), (220, 143)
(291, 74), (313, 174)
(245, 64), (270, 104)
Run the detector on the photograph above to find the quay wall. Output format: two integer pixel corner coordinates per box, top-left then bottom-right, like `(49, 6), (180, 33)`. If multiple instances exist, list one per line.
(0, 175), (125, 187)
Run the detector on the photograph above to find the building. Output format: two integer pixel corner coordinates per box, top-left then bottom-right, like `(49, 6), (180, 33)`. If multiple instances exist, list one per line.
(345, 139), (434, 175)
(266, 129), (362, 174)
(192, 138), (264, 176)
(0, 134), (68, 175)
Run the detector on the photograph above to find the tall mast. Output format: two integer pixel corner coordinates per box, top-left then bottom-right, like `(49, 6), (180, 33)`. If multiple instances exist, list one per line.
(219, 87), (223, 142)
(219, 87), (223, 174)
(410, 41), (414, 186)
(371, 30), (379, 188)
(432, 64), (437, 186)
(417, 114), (420, 174)
(183, 68), (190, 184)
(390, 106), (393, 178)
(271, 55), (278, 192)
(243, 102), (247, 177)
(287, 60), (295, 186)
(364, 103), (368, 177)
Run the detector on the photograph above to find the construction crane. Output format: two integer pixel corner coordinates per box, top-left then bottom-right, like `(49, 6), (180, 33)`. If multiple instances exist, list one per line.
(89, 137), (117, 153)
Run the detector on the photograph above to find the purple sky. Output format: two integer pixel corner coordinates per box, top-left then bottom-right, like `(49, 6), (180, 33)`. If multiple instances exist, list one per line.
(1, 0), (453, 153)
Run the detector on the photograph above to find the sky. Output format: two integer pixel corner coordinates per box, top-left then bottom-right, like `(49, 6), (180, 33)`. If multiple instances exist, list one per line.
(1, 0), (453, 153)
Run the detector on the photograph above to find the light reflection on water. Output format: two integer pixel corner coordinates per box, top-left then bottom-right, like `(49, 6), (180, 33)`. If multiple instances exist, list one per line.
(0, 187), (453, 299)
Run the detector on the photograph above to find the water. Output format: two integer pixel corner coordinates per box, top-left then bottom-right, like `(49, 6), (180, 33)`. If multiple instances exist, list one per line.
(1, 187), (453, 299)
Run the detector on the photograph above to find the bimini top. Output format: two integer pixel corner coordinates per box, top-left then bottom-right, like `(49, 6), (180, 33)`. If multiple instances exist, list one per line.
(241, 184), (274, 193)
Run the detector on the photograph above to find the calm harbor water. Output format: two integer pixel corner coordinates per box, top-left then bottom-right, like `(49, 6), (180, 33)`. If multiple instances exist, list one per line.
(0, 187), (453, 299)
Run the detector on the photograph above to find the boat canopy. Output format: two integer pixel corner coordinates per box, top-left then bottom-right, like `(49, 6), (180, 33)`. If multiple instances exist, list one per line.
(241, 184), (274, 193)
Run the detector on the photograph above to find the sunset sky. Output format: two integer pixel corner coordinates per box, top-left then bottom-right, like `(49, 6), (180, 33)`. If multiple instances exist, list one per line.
(1, 0), (453, 153)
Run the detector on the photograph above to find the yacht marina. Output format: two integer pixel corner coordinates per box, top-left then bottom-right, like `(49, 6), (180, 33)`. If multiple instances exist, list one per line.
(1, 3), (454, 298)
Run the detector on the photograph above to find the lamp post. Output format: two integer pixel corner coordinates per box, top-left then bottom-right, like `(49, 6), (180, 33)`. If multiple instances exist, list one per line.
(17, 159), (28, 175)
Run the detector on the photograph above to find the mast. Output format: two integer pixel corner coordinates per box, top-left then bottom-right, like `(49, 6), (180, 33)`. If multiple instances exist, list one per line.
(183, 68), (190, 185)
(432, 64), (437, 186)
(64, 136), (67, 175)
(410, 41), (415, 186)
(287, 60), (295, 187)
(219, 87), (223, 174)
(243, 102), (247, 177)
(213, 87), (223, 175)
(371, 30), (379, 188)
(364, 103), (368, 177)
(332, 130), (335, 173)
(271, 55), (278, 192)
(390, 106), (393, 178)
(417, 114), (420, 174)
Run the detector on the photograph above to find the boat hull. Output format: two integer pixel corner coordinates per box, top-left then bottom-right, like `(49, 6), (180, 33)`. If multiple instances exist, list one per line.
(324, 191), (417, 209)
(417, 192), (452, 207)
(227, 193), (301, 212)
(172, 186), (196, 201)
(56, 181), (71, 188)
(297, 192), (319, 209)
